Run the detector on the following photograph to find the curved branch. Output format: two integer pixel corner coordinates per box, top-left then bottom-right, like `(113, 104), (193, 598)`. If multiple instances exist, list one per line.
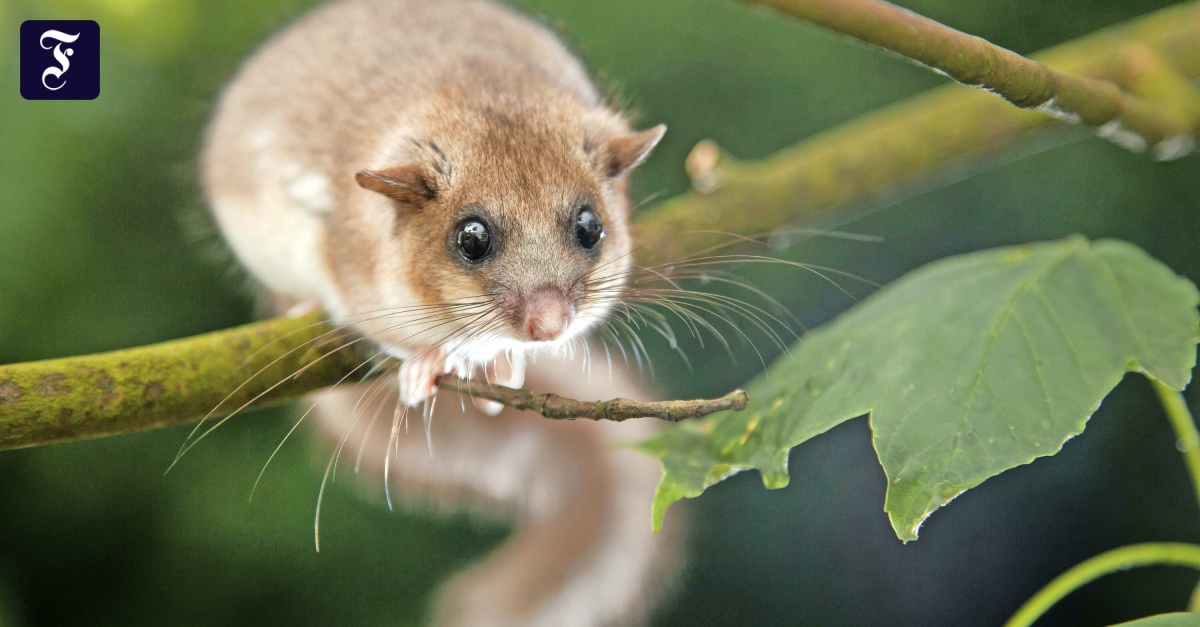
(634, 1), (1200, 267)
(744, 0), (1198, 158)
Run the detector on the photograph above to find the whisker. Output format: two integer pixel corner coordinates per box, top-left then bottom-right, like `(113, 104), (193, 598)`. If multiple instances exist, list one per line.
(382, 399), (407, 511)
(629, 288), (797, 349)
(334, 364), (401, 482)
(314, 449), (338, 552)
(171, 299), (495, 470)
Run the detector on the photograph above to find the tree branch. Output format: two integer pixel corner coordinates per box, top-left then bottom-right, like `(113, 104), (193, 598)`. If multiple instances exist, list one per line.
(744, 0), (1198, 158)
(0, 313), (746, 451)
(3, 1), (1200, 450)
(634, 0), (1200, 266)
(0, 314), (360, 450)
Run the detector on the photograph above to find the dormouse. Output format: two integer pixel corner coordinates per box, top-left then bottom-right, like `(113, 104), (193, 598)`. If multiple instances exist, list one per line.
(203, 1), (677, 625)
(203, 0), (664, 408)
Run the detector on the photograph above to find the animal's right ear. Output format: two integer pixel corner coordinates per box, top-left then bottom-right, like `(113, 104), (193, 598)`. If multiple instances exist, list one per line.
(602, 124), (667, 178)
(355, 163), (437, 208)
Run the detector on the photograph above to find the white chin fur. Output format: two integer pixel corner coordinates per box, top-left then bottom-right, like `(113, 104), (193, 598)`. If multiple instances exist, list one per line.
(380, 295), (616, 377)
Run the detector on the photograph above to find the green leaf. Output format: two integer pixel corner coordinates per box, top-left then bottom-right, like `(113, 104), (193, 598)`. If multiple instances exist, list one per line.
(1110, 613), (1200, 627)
(639, 237), (1199, 539)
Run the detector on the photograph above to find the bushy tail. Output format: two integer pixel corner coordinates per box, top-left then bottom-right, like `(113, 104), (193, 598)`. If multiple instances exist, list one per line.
(311, 354), (683, 626)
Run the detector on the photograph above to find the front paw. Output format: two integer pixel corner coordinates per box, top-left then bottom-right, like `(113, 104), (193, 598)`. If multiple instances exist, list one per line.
(398, 349), (448, 408)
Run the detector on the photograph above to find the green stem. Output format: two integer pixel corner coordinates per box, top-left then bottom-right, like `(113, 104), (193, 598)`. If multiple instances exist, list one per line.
(1150, 378), (1200, 612)
(1002, 543), (1200, 627)
(1153, 379), (1200, 511)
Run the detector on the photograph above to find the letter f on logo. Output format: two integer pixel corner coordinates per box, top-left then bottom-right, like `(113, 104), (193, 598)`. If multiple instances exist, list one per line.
(40, 29), (81, 90)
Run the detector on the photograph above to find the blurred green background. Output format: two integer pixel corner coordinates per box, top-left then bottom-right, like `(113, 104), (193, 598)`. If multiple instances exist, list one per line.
(2, 0), (1199, 625)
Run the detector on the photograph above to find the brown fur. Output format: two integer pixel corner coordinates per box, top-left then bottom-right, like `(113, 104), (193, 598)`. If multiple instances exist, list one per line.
(201, 1), (676, 625)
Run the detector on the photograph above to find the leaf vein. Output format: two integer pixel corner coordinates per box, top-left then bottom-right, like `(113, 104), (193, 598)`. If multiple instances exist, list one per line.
(980, 379), (1020, 445)
(1030, 285), (1091, 385)
(1094, 253), (1151, 366)
(1012, 311), (1056, 427)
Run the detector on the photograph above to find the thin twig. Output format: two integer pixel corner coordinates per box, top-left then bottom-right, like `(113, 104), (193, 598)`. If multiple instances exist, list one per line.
(744, 0), (1198, 158)
(439, 375), (748, 422)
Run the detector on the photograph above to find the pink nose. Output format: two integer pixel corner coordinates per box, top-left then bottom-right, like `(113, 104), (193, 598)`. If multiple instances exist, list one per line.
(524, 287), (571, 342)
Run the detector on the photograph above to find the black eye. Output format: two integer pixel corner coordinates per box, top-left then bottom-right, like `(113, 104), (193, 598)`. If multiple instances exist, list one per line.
(575, 207), (604, 250)
(457, 219), (492, 262)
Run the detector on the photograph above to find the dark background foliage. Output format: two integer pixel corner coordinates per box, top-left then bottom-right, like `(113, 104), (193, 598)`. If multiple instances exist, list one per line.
(1, 0), (1197, 625)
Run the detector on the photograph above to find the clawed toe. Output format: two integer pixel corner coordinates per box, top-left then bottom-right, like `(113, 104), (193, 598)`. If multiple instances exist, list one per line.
(471, 353), (525, 416)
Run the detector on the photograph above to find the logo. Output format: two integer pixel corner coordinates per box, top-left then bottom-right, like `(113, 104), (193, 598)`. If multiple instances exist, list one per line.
(20, 20), (100, 100)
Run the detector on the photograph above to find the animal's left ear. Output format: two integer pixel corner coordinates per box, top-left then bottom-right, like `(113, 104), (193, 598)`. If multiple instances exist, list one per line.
(602, 124), (667, 178)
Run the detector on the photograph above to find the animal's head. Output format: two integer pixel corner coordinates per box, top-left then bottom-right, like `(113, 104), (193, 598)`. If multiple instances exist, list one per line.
(342, 101), (664, 362)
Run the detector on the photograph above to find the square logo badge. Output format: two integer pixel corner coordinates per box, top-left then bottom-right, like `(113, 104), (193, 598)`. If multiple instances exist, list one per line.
(20, 20), (100, 100)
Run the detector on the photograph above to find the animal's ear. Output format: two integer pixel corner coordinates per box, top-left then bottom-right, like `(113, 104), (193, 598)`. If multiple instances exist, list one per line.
(355, 163), (437, 208)
(603, 124), (667, 178)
